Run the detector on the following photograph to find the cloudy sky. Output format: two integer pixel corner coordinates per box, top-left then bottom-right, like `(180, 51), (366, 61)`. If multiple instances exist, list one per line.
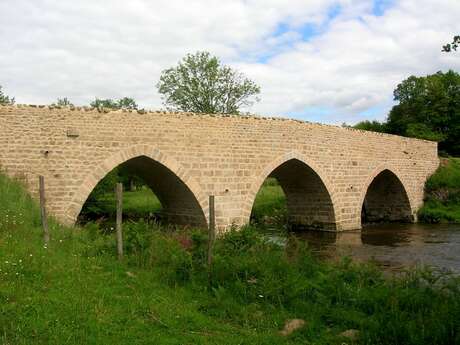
(0, 0), (459, 124)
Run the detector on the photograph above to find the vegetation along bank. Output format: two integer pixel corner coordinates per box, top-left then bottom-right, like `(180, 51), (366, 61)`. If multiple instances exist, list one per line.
(1, 172), (460, 344)
(418, 158), (460, 223)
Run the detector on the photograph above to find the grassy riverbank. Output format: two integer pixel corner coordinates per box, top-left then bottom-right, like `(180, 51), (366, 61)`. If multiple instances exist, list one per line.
(418, 158), (460, 223)
(1, 173), (460, 344)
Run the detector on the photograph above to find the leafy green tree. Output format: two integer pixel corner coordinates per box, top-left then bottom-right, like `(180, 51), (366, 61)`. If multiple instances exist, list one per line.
(117, 97), (138, 110)
(386, 70), (460, 154)
(90, 97), (138, 110)
(52, 97), (73, 107)
(156, 51), (261, 114)
(0, 86), (15, 105)
(354, 120), (387, 133)
(90, 98), (117, 109)
(443, 35), (460, 52)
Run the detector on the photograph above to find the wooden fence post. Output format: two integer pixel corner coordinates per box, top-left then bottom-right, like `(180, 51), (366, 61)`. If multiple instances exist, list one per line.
(116, 183), (123, 260)
(39, 175), (50, 245)
(207, 195), (216, 288)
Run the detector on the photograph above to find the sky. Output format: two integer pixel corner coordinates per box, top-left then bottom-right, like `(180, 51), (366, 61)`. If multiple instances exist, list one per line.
(0, 0), (459, 124)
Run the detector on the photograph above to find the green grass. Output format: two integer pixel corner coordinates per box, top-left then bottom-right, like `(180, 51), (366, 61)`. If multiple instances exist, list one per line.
(250, 178), (286, 225)
(105, 187), (162, 215)
(1, 173), (460, 344)
(80, 178), (286, 225)
(80, 187), (162, 220)
(419, 158), (460, 223)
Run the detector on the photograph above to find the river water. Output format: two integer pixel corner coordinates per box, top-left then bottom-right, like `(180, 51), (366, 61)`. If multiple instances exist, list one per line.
(267, 223), (460, 274)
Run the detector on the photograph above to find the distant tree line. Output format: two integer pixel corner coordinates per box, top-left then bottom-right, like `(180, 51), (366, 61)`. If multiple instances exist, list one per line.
(50, 97), (138, 110)
(90, 97), (138, 110)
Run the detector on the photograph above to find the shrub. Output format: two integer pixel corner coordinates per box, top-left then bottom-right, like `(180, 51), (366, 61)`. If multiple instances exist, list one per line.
(419, 158), (460, 223)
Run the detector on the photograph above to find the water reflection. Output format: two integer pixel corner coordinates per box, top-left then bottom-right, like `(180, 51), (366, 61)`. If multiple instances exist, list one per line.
(284, 223), (460, 274)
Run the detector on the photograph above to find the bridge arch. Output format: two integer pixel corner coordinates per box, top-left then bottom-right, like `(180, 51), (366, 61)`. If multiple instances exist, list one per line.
(359, 165), (413, 225)
(244, 151), (338, 230)
(64, 144), (208, 226)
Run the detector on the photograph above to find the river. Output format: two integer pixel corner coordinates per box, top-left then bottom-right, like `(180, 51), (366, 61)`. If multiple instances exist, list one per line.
(266, 223), (460, 274)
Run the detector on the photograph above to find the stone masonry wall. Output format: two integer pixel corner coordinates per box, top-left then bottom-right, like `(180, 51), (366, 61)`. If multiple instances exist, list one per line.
(0, 105), (439, 231)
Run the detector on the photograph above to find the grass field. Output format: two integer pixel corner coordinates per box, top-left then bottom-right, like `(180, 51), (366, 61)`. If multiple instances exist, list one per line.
(1, 173), (460, 344)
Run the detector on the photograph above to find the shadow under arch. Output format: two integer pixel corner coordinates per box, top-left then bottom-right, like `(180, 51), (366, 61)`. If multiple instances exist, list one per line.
(64, 145), (208, 227)
(245, 152), (338, 230)
(359, 165), (413, 225)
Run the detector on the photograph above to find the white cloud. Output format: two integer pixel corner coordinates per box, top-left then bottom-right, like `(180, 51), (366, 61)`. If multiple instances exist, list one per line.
(0, 0), (459, 124)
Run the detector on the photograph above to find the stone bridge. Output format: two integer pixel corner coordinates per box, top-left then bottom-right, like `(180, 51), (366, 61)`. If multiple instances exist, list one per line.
(0, 105), (439, 231)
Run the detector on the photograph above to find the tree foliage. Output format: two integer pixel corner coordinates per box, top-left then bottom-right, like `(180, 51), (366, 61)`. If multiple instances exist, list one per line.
(386, 70), (460, 154)
(52, 97), (73, 107)
(156, 51), (261, 114)
(353, 120), (388, 133)
(90, 97), (138, 110)
(355, 70), (460, 155)
(442, 35), (460, 52)
(0, 86), (15, 105)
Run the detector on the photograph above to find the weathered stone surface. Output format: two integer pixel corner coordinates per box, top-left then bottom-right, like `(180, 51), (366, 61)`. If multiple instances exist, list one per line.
(0, 105), (439, 231)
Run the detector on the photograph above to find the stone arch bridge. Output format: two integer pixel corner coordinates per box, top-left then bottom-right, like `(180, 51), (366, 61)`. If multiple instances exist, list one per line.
(0, 105), (439, 231)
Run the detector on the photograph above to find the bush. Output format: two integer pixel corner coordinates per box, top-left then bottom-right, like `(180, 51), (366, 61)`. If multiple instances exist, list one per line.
(419, 158), (460, 223)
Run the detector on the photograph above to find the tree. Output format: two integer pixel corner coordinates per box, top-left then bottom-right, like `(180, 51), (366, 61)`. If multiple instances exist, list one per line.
(442, 35), (460, 52)
(117, 97), (138, 110)
(90, 97), (138, 110)
(52, 97), (73, 107)
(353, 120), (387, 133)
(351, 71), (460, 156)
(386, 70), (460, 155)
(0, 86), (15, 105)
(156, 51), (261, 114)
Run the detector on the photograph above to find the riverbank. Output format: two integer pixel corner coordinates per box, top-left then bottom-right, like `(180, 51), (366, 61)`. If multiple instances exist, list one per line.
(418, 158), (460, 223)
(1, 173), (460, 344)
